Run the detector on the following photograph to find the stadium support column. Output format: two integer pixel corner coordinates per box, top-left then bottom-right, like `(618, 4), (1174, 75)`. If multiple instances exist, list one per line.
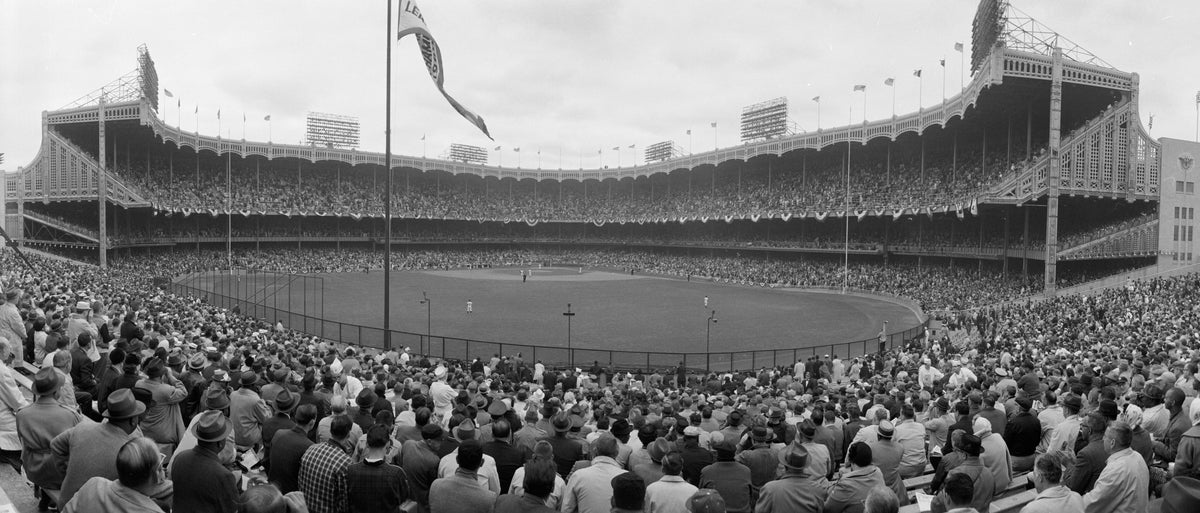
(1044, 48), (1063, 295)
(1002, 212), (1010, 276)
(98, 95), (108, 268)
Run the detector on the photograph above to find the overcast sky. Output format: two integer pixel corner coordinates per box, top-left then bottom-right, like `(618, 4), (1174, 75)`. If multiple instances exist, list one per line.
(2, 0), (1198, 172)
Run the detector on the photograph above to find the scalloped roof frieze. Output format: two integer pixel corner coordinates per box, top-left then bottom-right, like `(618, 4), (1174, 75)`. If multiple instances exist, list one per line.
(34, 47), (1132, 184)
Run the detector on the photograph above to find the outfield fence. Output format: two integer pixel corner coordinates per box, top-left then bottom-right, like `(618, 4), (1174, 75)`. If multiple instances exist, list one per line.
(170, 269), (929, 372)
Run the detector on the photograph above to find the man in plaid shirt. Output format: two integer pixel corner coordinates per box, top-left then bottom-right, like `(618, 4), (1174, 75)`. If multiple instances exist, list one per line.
(300, 414), (354, 513)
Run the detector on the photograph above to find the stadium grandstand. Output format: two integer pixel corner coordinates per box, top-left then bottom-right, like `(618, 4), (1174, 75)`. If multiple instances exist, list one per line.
(2, 1), (1200, 512)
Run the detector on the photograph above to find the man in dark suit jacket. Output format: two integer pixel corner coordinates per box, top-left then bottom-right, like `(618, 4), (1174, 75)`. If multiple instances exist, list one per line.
(1066, 412), (1110, 494)
(68, 333), (97, 397)
(172, 411), (240, 513)
(269, 404), (318, 494)
(481, 419), (530, 492)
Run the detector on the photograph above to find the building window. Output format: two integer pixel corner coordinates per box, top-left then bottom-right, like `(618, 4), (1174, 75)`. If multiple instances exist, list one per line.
(1179, 180), (1186, 192)
(1176, 207), (1181, 219)
(1176, 225), (1181, 241)
(1189, 182), (1196, 193)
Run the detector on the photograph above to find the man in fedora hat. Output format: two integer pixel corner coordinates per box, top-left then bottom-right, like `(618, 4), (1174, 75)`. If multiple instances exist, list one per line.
(868, 420), (907, 504)
(171, 410), (239, 513)
(179, 353), (208, 424)
(50, 388), (149, 507)
(17, 367), (84, 511)
(756, 444), (829, 513)
(230, 370), (270, 452)
(135, 356), (188, 459)
(261, 388), (300, 473)
(546, 412), (587, 478)
(736, 424), (779, 495)
(168, 388), (235, 475)
(930, 433), (994, 513)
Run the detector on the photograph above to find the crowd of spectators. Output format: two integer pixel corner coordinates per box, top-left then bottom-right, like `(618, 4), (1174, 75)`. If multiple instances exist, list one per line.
(3, 239), (1198, 513)
(106, 145), (1033, 224)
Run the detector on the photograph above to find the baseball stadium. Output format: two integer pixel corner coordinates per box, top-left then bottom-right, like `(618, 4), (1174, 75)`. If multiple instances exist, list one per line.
(2, 0), (1200, 512)
(5, 1), (1193, 370)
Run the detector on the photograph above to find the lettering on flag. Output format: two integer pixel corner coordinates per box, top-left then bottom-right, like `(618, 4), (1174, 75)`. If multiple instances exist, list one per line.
(397, 0), (492, 139)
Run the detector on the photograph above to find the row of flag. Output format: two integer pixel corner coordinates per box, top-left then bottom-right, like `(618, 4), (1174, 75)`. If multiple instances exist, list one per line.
(163, 88), (272, 122)
(809, 41), (965, 102)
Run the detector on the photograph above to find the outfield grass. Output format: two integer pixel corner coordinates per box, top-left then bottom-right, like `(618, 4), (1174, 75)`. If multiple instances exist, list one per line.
(194, 266), (919, 369)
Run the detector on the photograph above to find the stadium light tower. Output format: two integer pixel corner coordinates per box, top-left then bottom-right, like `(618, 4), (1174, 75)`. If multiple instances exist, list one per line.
(705, 310), (717, 372)
(419, 291), (431, 356)
(563, 303), (576, 368)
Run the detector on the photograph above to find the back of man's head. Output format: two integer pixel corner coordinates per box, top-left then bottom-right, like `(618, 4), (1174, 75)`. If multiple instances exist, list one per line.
(522, 459), (557, 499)
(240, 484), (287, 513)
(943, 473), (975, 509)
(294, 404), (318, 427)
(115, 437), (158, 488)
(848, 442), (873, 468)
(330, 414), (353, 441)
(366, 424), (390, 449)
(864, 485), (900, 513)
(491, 419), (512, 439)
(661, 452), (684, 476)
(457, 440), (484, 472)
(593, 434), (619, 459)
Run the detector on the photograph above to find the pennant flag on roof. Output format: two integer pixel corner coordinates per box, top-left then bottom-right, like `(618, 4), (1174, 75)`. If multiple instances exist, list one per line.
(397, 0), (493, 140)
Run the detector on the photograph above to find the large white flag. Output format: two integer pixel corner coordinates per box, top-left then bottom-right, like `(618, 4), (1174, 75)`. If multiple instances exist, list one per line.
(397, 0), (492, 139)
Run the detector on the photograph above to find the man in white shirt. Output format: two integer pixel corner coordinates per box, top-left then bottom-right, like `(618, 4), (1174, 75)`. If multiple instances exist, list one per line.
(561, 435), (627, 513)
(947, 360), (977, 389)
(429, 366), (456, 424)
(1081, 422), (1148, 513)
(919, 358), (944, 390)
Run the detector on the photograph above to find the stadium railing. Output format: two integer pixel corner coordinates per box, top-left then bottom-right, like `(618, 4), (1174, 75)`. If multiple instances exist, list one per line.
(169, 271), (929, 372)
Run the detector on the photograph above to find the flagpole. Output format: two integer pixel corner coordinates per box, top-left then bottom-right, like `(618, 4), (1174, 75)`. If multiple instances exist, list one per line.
(383, 0), (393, 350)
(942, 58), (947, 103)
(844, 94), (851, 294)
